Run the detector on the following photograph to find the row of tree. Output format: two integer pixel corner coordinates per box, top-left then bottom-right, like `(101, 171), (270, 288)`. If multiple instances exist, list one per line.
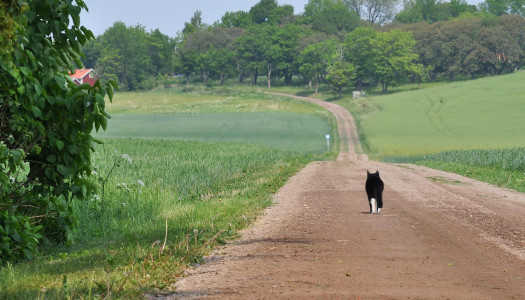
(82, 0), (525, 93)
(83, 22), (176, 90)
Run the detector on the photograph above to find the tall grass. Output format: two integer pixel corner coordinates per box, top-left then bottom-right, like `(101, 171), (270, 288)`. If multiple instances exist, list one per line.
(385, 148), (525, 192)
(0, 138), (313, 298)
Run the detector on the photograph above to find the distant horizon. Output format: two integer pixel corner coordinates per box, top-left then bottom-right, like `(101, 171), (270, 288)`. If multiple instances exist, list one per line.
(81, 0), (486, 38)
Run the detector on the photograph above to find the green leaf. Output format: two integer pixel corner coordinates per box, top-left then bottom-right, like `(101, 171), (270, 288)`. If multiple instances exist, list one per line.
(10, 229), (21, 243)
(47, 155), (57, 163)
(57, 164), (71, 177)
(100, 116), (108, 131)
(32, 106), (42, 118)
(106, 84), (114, 101)
(56, 140), (64, 151)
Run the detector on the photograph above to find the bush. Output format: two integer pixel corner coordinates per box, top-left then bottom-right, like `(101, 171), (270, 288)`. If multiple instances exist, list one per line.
(0, 1), (114, 263)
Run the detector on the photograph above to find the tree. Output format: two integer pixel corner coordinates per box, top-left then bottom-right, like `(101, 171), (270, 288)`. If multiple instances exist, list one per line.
(299, 39), (339, 93)
(1, 0), (114, 262)
(480, 0), (525, 16)
(250, 0), (279, 23)
(362, 0), (400, 23)
(92, 22), (160, 90)
(183, 10), (207, 35)
(304, 0), (360, 34)
(327, 61), (356, 98)
(221, 11), (253, 28)
(236, 25), (270, 85)
(374, 30), (423, 91)
(395, 0), (477, 23)
(344, 27), (379, 90)
(148, 29), (175, 78)
(345, 27), (422, 92)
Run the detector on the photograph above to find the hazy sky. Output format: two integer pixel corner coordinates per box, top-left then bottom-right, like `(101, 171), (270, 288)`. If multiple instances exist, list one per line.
(80, 0), (485, 38)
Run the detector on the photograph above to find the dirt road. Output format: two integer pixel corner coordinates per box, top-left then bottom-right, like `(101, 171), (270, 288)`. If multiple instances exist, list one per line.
(159, 94), (525, 299)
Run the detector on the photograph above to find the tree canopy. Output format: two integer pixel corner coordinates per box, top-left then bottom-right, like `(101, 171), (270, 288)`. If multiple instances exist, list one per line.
(82, 0), (524, 95)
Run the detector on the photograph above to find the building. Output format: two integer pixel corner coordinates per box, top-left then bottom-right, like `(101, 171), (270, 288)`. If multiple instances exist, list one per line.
(69, 69), (99, 87)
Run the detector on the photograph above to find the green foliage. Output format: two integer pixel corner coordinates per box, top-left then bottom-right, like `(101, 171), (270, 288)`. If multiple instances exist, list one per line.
(480, 0), (525, 16)
(398, 15), (525, 80)
(345, 27), (423, 92)
(83, 22), (176, 91)
(304, 0), (360, 34)
(220, 11), (253, 28)
(395, 0), (478, 23)
(327, 61), (356, 98)
(0, 0), (114, 262)
(298, 38), (339, 93)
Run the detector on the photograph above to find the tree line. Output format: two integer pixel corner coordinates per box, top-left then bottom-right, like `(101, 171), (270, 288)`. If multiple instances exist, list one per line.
(83, 0), (525, 95)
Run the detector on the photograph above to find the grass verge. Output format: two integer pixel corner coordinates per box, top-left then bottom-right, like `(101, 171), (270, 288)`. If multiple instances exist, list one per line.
(385, 148), (525, 192)
(0, 138), (314, 299)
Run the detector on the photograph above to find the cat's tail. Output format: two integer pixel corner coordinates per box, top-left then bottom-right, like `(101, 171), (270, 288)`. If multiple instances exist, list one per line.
(371, 198), (377, 214)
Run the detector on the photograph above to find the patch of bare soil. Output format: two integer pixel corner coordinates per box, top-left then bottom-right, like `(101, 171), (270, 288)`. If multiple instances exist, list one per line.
(150, 94), (525, 299)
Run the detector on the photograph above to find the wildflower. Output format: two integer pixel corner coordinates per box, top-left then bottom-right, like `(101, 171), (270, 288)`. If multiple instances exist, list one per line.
(193, 228), (199, 235)
(91, 194), (100, 202)
(117, 182), (130, 191)
(121, 153), (132, 164)
(137, 179), (145, 187)
(242, 215), (247, 220)
(91, 170), (98, 176)
(122, 202), (127, 207)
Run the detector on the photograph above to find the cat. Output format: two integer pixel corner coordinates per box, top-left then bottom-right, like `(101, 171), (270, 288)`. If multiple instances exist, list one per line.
(365, 170), (384, 214)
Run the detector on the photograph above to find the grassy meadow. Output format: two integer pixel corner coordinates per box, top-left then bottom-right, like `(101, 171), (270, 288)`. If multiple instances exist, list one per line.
(360, 71), (525, 158)
(0, 87), (335, 298)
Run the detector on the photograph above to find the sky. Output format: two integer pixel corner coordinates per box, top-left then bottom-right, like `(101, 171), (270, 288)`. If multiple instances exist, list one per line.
(80, 0), (485, 38)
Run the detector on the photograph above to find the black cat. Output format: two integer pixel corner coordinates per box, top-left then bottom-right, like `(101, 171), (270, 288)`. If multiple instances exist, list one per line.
(365, 170), (384, 214)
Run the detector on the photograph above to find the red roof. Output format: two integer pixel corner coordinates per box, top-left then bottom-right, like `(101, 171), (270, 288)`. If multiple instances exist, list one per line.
(70, 68), (93, 79)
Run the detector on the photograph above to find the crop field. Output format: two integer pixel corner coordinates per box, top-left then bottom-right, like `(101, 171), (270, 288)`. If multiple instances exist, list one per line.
(386, 148), (525, 192)
(106, 85), (330, 115)
(361, 71), (525, 158)
(0, 88), (333, 298)
(96, 112), (331, 154)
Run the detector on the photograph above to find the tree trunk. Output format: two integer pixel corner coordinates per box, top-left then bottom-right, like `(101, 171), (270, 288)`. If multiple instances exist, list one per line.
(308, 79), (312, 90)
(285, 74), (292, 86)
(338, 87), (342, 98)
(315, 76), (319, 94)
(382, 81), (388, 93)
(253, 67), (258, 86)
(356, 78), (362, 91)
(267, 65), (272, 89)
(220, 73), (226, 85)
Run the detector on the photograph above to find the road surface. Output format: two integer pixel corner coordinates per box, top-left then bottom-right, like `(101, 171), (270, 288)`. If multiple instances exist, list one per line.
(157, 93), (525, 299)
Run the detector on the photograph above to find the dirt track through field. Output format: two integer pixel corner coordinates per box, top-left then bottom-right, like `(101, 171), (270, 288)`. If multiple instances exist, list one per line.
(154, 93), (525, 299)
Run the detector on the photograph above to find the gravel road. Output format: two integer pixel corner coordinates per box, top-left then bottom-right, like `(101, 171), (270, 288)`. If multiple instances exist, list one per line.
(155, 93), (525, 299)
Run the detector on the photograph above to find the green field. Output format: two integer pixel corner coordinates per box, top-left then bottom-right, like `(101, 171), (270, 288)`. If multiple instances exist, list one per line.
(0, 88), (334, 299)
(96, 112), (331, 154)
(361, 71), (525, 158)
(385, 148), (525, 192)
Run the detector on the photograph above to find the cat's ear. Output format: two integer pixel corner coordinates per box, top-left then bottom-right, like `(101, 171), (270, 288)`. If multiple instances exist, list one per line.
(367, 170), (371, 175)
(376, 170), (380, 175)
